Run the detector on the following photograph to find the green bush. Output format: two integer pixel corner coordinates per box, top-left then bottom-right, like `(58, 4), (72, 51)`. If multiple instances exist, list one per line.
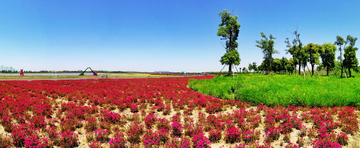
(189, 74), (360, 107)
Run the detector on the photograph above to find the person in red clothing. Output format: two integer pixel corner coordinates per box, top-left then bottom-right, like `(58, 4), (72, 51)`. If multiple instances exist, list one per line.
(20, 69), (24, 76)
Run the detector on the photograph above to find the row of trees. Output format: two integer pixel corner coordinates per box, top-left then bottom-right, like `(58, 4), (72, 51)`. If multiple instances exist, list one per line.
(255, 30), (358, 77)
(217, 9), (358, 78)
(248, 57), (296, 74)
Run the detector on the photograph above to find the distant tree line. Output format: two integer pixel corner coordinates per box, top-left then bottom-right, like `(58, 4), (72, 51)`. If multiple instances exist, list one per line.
(250, 29), (358, 78)
(0, 70), (18, 73)
(216, 9), (358, 78)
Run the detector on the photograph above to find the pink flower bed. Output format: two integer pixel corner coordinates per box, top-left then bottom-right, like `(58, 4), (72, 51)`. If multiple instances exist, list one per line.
(0, 76), (359, 147)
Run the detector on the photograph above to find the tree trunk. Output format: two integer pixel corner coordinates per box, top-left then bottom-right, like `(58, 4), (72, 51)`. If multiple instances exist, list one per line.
(269, 54), (272, 75)
(228, 64), (232, 75)
(298, 62), (301, 75)
(303, 65), (306, 80)
(341, 64), (344, 78)
(349, 67), (351, 77)
(293, 55), (296, 76)
(306, 64), (313, 78)
(311, 64), (314, 76)
(344, 67), (348, 78)
(327, 66), (329, 76)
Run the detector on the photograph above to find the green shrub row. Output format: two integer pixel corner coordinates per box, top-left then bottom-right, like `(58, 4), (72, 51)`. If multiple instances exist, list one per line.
(189, 74), (360, 107)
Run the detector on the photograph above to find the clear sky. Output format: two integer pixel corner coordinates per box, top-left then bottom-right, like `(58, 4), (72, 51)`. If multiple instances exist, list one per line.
(1, 0), (360, 72)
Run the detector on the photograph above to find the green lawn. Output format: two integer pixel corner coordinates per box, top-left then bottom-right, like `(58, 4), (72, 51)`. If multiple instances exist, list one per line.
(189, 73), (360, 107)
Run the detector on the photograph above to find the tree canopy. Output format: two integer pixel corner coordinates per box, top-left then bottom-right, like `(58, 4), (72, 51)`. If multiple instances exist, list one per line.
(334, 35), (347, 78)
(272, 58), (281, 72)
(280, 57), (288, 74)
(216, 20), (359, 78)
(320, 43), (337, 76)
(220, 49), (241, 69)
(252, 62), (258, 72)
(248, 63), (253, 72)
(217, 9), (241, 75)
(287, 58), (295, 74)
(304, 43), (321, 76)
(285, 38), (299, 75)
(256, 32), (278, 74)
(344, 35), (358, 77)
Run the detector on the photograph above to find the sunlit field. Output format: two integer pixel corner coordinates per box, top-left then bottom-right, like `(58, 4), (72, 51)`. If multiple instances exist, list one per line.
(189, 74), (360, 107)
(0, 76), (359, 147)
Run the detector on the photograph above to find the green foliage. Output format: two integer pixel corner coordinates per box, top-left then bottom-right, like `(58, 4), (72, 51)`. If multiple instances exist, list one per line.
(252, 62), (258, 72)
(248, 63), (252, 72)
(217, 9), (241, 51)
(290, 30), (306, 76)
(205, 71), (237, 75)
(257, 64), (263, 73)
(298, 45), (308, 69)
(242, 67), (248, 73)
(335, 35), (347, 77)
(305, 43), (321, 65)
(272, 58), (281, 72)
(259, 61), (267, 72)
(280, 57), (288, 73)
(335, 36), (346, 53)
(0, 70), (19, 73)
(286, 58), (295, 74)
(220, 49), (241, 66)
(304, 43), (321, 75)
(332, 61), (342, 75)
(217, 9), (241, 74)
(285, 38), (299, 67)
(189, 74), (360, 107)
(256, 33), (278, 72)
(354, 67), (360, 72)
(189, 77), (235, 100)
(344, 46), (358, 68)
(344, 35), (358, 77)
(320, 43), (337, 75)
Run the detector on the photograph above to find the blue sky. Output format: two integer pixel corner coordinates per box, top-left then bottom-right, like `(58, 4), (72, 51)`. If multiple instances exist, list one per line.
(1, 0), (360, 72)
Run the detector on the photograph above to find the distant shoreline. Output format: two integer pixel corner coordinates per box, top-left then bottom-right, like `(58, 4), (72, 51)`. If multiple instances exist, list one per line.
(0, 74), (201, 80)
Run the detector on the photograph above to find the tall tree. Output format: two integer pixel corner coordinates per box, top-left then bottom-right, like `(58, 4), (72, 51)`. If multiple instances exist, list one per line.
(280, 57), (288, 74)
(298, 44), (308, 77)
(272, 58), (281, 73)
(258, 64), (263, 74)
(334, 36), (348, 78)
(252, 62), (258, 73)
(260, 61), (267, 74)
(256, 32), (278, 74)
(217, 9), (241, 75)
(304, 43), (321, 76)
(285, 38), (299, 75)
(292, 30), (306, 78)
(344, 35), (358, 77)
(248, 63), (253, 72)
(320, 43), (337, 76)
(287, 58), (295, 74)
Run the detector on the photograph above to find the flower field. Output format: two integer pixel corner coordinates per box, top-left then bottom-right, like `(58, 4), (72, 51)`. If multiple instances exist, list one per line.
(0, 76), (360, 148)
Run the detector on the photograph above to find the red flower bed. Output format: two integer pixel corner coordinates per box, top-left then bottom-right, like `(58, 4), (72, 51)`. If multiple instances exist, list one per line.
(0, 75), (359, 147)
